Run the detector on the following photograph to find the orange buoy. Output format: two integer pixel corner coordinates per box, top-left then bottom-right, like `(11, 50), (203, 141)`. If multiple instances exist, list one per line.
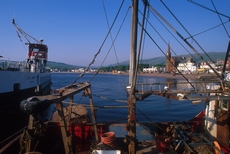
(101, 132), (115, 147)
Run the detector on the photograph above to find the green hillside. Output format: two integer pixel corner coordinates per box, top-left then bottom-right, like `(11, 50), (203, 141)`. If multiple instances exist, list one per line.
(112, 52), (226, 66)
(47, 52), (226, 69)
(47, 61), (81, 69)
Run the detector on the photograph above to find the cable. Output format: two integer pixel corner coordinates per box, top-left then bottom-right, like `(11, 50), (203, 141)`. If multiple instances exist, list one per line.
(210, 0), (230, 38)
(90, 3), (129, 82)
(160, 0), (215, 64)
(71, 0), (125, 85)
(185, 20), (230, 40)
(102, 0), (122, 68)
(188, 0), (230, 19)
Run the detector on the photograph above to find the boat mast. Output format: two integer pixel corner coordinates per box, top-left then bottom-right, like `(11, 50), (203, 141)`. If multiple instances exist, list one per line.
(128, 0), (138, 153)
(129, 1), (138, 86)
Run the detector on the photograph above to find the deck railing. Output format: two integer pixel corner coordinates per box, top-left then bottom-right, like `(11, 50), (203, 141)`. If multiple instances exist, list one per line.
(135, 80), (230, 101)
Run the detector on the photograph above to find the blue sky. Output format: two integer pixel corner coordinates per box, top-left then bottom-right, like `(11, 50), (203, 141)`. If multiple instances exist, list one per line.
(0, 0), (229, 67)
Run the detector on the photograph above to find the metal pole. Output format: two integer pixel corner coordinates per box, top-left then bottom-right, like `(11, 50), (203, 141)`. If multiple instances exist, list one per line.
(128, 0), (138, 153)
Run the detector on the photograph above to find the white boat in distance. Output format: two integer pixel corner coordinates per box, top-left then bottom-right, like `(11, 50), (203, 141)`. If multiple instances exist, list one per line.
(0, 19), (52, 113)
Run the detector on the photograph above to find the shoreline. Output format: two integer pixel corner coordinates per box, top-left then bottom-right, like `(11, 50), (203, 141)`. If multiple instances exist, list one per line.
(99, 72), (216, 80)
(52, 71), (216, 80)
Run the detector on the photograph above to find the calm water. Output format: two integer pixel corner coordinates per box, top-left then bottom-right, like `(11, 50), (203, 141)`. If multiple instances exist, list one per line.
(50, 73), (205, 123)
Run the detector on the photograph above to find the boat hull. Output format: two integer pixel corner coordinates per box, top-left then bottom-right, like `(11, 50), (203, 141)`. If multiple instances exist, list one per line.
(0, 71), (51, 112)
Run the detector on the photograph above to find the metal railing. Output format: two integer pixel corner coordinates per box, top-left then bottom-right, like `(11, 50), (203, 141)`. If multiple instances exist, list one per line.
(135, 80), (229, 96)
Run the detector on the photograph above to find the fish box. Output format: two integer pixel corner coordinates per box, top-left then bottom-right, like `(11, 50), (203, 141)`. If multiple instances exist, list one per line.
(70, 123), (106, 141)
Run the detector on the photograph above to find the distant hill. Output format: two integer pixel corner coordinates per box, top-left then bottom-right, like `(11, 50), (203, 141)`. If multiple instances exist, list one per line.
(47, 61), (82, 69)
(47, 52), (226, 69)
(110, 52), (226, 66)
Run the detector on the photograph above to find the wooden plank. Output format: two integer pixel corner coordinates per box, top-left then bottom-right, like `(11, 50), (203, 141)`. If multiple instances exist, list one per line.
(32, 82), (91, 103)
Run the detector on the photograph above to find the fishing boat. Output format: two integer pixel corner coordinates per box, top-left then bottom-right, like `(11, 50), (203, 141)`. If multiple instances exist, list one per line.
(1, 0), (230, 154)
(0, 19), (52, 113)
(0, 19), (52, 142)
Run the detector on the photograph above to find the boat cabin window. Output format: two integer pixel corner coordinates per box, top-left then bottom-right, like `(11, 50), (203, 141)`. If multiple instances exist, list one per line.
(32, 48), (39, 52)
(220, 100), (229, 111)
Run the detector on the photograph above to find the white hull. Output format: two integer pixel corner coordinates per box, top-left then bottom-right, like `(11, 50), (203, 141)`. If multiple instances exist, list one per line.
(0, 70), (51, 112)
(0, 70), (51, 93)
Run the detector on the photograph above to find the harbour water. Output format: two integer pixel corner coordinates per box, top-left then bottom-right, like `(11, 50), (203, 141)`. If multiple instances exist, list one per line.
(50, 73), (205, 123)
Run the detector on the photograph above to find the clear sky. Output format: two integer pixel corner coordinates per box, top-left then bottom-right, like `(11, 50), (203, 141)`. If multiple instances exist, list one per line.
(0, 0), (229, 67)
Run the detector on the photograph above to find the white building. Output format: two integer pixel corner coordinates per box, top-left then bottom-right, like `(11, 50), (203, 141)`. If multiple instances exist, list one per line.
(200, 62), (217, 69)
(177, 57), (197, 73)
(200, 62), (219, 73)
(143, 66), (158, 73)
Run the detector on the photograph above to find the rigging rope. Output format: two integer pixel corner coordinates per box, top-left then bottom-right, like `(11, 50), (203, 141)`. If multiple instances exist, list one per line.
(188, 0), (230, 19)
(137, 1), (198, 90)
(147, 1), (226, 85)
(139, 23), (196, 91)
(136, 108), (166, 132)
(140, 9), (202, 80)
(143, 10), (200, 63)
(137, 1), (201, 117)
(69, 1), (129, 107)
(159, 0), (230, 88)
(160, 0), (215, 64)
(89, 2), (129, 82)
(151, 10), (221, 82)
(210, 0), (230, 38)
(102, 0), (122, 68)
(12, 19), (40, 44)
(139, 8), (217, 88)
(71, 0), (125, 85)
(185, 20), (230, 40)
(14, 30), (28, 56)
(13, 29), (29, 62)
